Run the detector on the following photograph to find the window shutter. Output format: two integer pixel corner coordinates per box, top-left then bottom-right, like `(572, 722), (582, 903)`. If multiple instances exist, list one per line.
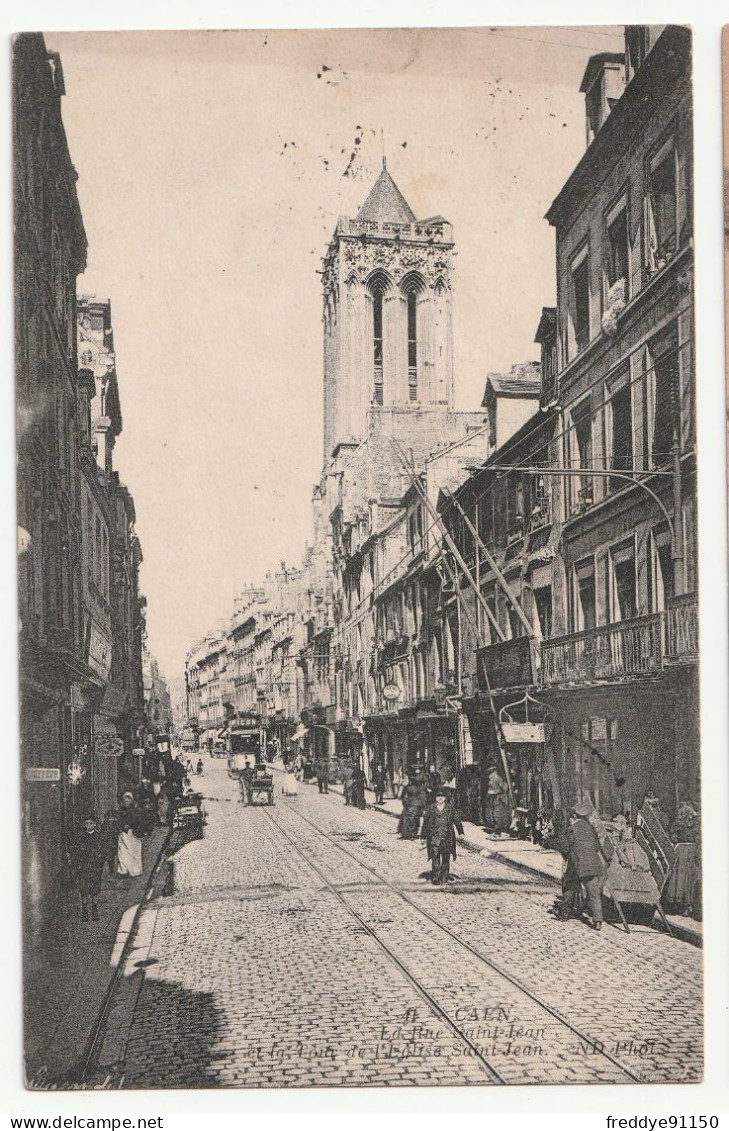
(678, 308), (694, 449)
(677, 141), (690, 248)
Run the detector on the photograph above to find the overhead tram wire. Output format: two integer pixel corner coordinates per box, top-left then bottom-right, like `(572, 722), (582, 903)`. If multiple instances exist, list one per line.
(299, 331), (693, 655)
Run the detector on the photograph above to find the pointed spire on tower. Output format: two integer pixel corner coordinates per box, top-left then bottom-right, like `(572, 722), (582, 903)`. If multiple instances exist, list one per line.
(356, 162), (416, 225)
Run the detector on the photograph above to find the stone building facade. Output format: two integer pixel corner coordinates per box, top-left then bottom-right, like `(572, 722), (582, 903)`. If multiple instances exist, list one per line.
(442, 24), (697, 829)
(15, 35), (146, 937)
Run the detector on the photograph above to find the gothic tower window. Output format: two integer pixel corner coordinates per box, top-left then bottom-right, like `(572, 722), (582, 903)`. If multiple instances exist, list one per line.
(407, 288), (418, 401)
(372, 280), (385, 405)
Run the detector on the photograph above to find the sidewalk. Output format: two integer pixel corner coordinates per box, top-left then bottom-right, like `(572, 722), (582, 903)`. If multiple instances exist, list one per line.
(316, 776), (702, 948)
(24, 823), (170, 1087)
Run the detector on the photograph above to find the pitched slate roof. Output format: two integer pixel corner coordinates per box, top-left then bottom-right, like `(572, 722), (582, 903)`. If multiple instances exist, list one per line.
(357, 162), (417, 224)
(481, 362), (541, 405)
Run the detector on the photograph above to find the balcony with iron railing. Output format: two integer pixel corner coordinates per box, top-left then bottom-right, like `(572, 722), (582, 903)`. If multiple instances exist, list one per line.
(539, 612), (664, 687)
(664, 593), (698, 662)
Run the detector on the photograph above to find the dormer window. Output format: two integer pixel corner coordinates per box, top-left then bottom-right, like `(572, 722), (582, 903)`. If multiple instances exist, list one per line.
(581, 54), (625, 145)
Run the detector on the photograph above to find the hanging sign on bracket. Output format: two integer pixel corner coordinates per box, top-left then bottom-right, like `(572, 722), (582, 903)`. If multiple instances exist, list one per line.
(501, 721), (547, 744)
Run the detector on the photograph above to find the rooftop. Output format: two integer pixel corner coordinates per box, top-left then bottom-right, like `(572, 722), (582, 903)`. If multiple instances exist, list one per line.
(482, 362), (541, 404)
(356, 160), (417, 225)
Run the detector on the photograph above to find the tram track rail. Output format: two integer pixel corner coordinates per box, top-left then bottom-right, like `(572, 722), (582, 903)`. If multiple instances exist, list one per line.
(267, 796), (645, 1085)
(261, 802), (506, 1083)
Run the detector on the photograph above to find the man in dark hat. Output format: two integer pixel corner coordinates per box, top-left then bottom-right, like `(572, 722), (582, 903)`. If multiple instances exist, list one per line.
(420, 788), (464, 885)
(562, 800), (605, 930)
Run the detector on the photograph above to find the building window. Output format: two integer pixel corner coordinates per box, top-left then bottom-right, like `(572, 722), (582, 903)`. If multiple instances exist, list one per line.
(569, 396), (594, 512)
(406, 288), (418, 401)
(647, 141), (677, 271)
(571, 250), (590, 354)
(647, 327), (679, 468)
(606, 201), (629, 291)
(607, 378), (633, 492)
(573, 558), (596, 632)
(87, 499), (94, 585)
(103, 528), (109, 599)
(609, 540), (637, 622)
(95, 517), (102, 588)
(533, 585), (553, 639)
(372, 282), (384, 405)
(648, 527), (674, 613)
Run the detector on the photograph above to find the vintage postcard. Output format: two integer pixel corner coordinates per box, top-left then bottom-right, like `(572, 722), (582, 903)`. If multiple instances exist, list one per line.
(14, 24), (702, 1089)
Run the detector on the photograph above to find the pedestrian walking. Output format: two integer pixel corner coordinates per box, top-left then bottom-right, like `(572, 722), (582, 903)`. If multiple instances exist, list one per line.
(316, 755), (329, 794)
(398, 774), (427, 839)
(425, 763), (441, 806)
(351, 764), (367, 809)
(420, 789), (464, 884)
(196, 758), (204, 776)
(343, 760), (355, 806)
(70, 814), (106, 921)
(117, 792), (145, 879)
(484, 766), (511, 834)
(100, 808), (118, 874)
(156, 782), (172, 826)
(239, 764), (254, 806)
(560, 801), (605, 930)
(372, 762), (387, 805)
(282, 762), (299, 796)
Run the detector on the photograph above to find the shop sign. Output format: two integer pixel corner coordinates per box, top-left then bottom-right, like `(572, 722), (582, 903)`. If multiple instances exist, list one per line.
(95, 735), (124, 757)
(382, 683), (401, 702)
(132, 747), (145, 758)
(25, 767), (60, 782)
(88, 621), (113, 681)
(501, 721), (546, 744)
(70, 683), (83, 710)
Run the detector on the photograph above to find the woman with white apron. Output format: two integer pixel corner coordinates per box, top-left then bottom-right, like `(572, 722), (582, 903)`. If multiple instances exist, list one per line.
(117, 791), (144, 877)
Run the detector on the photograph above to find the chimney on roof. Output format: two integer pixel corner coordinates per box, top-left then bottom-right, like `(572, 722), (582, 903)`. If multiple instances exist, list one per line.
(580, 53), (625, 146)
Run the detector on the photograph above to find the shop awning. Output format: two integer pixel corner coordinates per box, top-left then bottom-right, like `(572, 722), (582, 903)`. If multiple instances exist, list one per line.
(291, 724), (308, 742)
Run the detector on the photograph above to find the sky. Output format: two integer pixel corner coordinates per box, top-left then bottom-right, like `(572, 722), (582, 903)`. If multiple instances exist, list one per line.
(45, 25), (624, 684)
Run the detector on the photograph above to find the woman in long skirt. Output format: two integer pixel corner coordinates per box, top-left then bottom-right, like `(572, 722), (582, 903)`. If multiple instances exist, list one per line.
(282, 765), (299, 796)
(117, 792), (144, 877)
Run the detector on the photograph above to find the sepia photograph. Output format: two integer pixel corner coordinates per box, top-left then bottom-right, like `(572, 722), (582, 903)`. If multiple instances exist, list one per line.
(13, 22), (703, 1091)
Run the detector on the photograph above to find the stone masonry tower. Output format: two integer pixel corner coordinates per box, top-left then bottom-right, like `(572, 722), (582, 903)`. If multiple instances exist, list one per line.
(321, 160), (455, 460)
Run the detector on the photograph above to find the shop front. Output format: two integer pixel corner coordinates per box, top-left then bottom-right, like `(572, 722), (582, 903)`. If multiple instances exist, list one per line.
(363, 715), (409, 795)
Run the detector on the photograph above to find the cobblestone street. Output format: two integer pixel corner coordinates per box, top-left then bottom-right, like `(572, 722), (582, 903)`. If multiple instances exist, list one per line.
(93, 758), (702, 1089)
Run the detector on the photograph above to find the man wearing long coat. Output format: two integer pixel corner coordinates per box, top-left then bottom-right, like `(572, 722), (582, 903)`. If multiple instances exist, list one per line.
(420, 790), (464, 884)
(563, 801), (605, 929)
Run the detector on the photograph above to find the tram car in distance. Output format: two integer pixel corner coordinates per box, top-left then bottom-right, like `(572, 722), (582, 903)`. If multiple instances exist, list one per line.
(227, 720), (262, 778)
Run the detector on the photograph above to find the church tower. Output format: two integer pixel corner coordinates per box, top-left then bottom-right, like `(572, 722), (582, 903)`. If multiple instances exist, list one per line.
(321, 160), (455, 460)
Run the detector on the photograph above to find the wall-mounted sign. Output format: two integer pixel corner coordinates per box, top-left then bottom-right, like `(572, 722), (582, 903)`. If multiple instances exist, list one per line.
(88, 621), (113, 681)
(501, 722), (546, 745)
(382, 683), (401, 702)
(95, 735), (124, 758)
(25, 767), (60, 782)
(70, 683), (83, 710)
